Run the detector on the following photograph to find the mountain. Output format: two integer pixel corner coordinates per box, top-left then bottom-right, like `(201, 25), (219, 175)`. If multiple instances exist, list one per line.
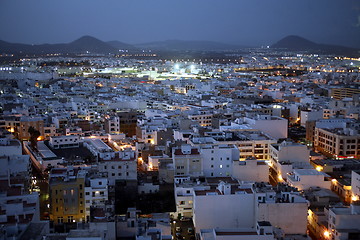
(135, 40), (244, 51)
(0, 36), (136, 55)
(271, 35), (360, 56)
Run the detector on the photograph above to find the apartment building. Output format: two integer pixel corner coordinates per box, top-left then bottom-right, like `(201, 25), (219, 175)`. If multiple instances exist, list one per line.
(314, 126), (360, 159)
(172, 145), (203, 177)
(49, 168), (86, 224)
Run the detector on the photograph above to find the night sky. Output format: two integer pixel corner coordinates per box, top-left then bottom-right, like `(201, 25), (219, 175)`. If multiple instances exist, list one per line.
(1, 0), (359, 48)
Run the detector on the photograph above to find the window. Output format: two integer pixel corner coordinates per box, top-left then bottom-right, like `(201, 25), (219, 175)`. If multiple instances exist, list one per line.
(67, 216), (74, 223)
(85, 192), (90, 195)
(99, 181), (102, 185)
(211, 165), (214, 168)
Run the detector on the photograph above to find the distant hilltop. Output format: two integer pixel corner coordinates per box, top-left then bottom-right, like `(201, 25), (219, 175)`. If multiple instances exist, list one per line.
(0, 36), (134, 55)
(271, 35), (360, 57)
(0, 35), (359, 56)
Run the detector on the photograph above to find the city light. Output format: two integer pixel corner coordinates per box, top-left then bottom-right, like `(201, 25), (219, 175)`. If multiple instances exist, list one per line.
(315, 166), (323, 172)
(352, 195), (359, 202)
(323, 230), (330, 238)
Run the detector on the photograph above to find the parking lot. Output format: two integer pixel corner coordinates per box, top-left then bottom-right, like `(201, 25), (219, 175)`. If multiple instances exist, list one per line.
(171, 218), (195, 240)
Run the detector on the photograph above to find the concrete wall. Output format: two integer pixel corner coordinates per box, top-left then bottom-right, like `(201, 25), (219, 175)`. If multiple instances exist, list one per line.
(193, 193), (256, 232)
(257, 202), (308, 234)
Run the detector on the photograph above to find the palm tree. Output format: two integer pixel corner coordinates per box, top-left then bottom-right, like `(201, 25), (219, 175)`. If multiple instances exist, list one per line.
(28, 126), (40, 151)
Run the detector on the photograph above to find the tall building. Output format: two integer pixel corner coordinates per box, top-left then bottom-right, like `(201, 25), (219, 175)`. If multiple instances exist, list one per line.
(49, 168), (86, 224)
(314, 126), (360, 159)
(118, 111), (138, 137)
(330, 87), (360, 100)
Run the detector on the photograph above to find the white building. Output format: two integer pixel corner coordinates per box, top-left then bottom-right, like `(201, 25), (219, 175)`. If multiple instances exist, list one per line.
(174, 178), (210, 218)
(49, 135), (80, 149)
(287, 169), (331, 191)
(243, 115), (288, 140)
(351, 170), (360, 202)
(0, 155), (30, 177)
(193, 181), (256, 232)
(255, 183), (309, 235)
(269, 141), (311, 182)
(97, 158), (137, 186)
(300, 109), (323, 127)
(200, 144), (239, 177)
(200, 221), (275, 240)
(326, 204), (360, 240)
(0, 180), (40, 239)
(84, 176), (108, 222)
(0, 138), (22, 156)
(232, 157), (269, 182)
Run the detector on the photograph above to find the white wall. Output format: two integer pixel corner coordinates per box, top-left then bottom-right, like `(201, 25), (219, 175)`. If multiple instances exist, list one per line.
(351, 171), (360, 198)
(244, 116), (288, 140)
(201, 146), (239, 177)
(232, 160), (269, 182)
(257, 202), (308, 234)
(193, 193), (256, 232)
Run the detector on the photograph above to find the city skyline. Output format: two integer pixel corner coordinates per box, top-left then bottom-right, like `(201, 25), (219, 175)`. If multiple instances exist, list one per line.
(1, 0), (360, 48)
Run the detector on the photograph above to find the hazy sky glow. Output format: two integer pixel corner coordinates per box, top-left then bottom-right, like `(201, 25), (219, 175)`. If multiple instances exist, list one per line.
(0, 0), (359, 47)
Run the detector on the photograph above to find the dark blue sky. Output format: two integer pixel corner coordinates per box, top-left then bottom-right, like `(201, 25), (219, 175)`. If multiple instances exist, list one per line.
(1, 0), (359, 48)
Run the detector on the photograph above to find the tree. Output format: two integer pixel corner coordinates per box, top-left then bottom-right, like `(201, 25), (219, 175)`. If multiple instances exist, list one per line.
(28, 126), (40, 151)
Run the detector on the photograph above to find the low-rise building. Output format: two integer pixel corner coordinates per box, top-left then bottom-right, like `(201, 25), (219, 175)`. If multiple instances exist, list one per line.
(287, 169), (331, 191)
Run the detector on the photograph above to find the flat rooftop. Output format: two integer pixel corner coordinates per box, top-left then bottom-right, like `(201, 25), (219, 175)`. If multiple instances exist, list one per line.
(38, 141), (58, 159)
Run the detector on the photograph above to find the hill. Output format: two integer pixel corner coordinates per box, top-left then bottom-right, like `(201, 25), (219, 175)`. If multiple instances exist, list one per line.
(0, 36), (136, 55)
(271, 35), (360, 56)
